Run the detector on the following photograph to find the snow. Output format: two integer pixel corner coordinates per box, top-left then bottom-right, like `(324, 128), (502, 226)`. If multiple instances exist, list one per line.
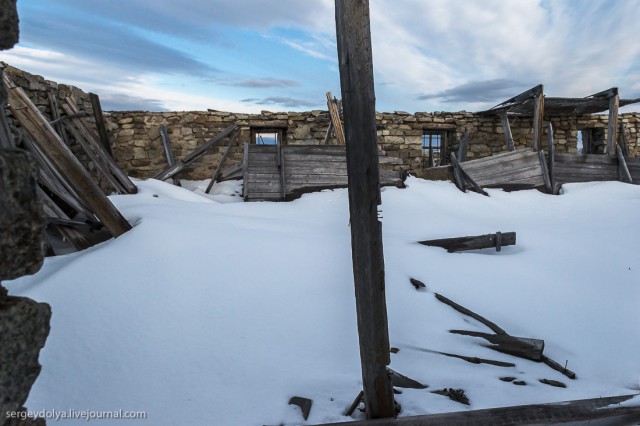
(5, 177), (640, 425)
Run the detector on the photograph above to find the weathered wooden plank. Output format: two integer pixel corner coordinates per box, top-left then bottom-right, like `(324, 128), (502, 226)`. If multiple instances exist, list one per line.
(474, 165), (545, 187)
(5, 76), (131, 237)
(286, 145), (347, 154)
(47, 92), (71, 147)
(451, 155), (488, 196)
(547, 123), (557, 194)
(434, 293), (508, 335)
(450, 152), (466, 192)
(555, 153), (618, 164)
(499, 112), (515, 151)
(538, 150), (552, 193)
(154, 124), (238, 181)
(607, 89), (619, 157)
(617, 144), (633, 183)
(542, 355), (577, 379)
(242, 143), (249, 200)
(457, 131), (469, 162)
(206, 132), (237, 193)
(449, 330), (544, 361)
(532, 87), (544, 151)
(89, 92), (114, 157)
(61, 98), (138, 194)
(460, 149), (537, 169)
(463, 159), (544, 180)
(159, 124), (181, 186)
(326, 91), (346, 145)
(420, 232), (516, 253)
(335, 0), (394, 419)
(321, 394), (640, 426)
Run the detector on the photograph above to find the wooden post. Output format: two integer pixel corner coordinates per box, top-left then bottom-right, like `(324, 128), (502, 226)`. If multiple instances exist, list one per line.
(334, 0), (394, 419)
(547, 123), (556, 194)
(89, 93), (114, 157)
(607, 89), (619, 157)
(499, 112), (515, 151)
(326, 91), (346, 145)
(532, 86), (544, 151)
(159, 124), (181, 186)
(457, 131), (469, 162)
(4, 75), (131, 237)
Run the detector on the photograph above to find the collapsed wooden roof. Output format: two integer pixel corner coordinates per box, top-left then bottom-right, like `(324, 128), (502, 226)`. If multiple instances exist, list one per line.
(480, 85), (640, 116)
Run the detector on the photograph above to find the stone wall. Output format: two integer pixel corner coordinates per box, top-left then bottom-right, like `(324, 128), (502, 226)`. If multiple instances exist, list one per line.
(1, 64), (112, 192)
(3, 65), (640, 182)
(108, 109), (640, 180)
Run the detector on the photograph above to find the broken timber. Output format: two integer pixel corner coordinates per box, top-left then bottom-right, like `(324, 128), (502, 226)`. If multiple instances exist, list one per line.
(4, 73), (132, 237)
(159, 124), (181, 186)
(205, 132), (238, 193)
(153, 124), (238, 181)
(320, 394), (640, 426)
(326, 91), (346, 145)
(418, 232), (516, 253)
(449, 330), (544, 361)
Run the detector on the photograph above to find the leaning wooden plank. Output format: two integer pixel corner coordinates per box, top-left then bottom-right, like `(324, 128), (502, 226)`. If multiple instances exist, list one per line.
(5, 76), (131, 237)
(547, 123), (557, 194)
(538, 150), (552, 193)
(434, 293), (508, 335)
(326, 91), (346, 145)
(321, 394), (640, 426)
(61, 98), (138, 194)
(153, 124), (238, 181)
(453, 156), (489, 196)
(457, 131), (470, 161)
(499, 112), (515, 152)
(158, 125), (181, 186)
(47, 92), (71, 147)
(62, 119), (128, 194)
(37, 187), (93, 251)
(415, 347), (515, 367)
(206, 132), (238, 193)
(419, 232), (516, 253)
(449, 152), (466, 192)
(449, 329), (544, 361)
(88, 93), (114, 157)
(617, 144), (633, 183)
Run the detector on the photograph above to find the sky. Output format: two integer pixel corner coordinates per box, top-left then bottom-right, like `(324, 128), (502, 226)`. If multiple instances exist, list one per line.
(2, 0), (640, 113)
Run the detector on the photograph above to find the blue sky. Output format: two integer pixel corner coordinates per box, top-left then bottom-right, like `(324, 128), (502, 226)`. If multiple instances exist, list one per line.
(2, 0), (639, 113)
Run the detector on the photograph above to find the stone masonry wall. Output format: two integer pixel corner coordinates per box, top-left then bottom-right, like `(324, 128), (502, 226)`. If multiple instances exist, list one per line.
(108, 109), (640, 181)
(3, 65), (639, 182)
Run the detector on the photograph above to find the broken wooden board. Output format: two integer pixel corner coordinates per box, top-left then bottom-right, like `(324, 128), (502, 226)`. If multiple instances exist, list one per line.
(243, 144), (405, 201)
(321, 394), (640, 426)
(457, 149), (546, 190)
(449, 330), (544, 361)
(418, 232), (516, 253)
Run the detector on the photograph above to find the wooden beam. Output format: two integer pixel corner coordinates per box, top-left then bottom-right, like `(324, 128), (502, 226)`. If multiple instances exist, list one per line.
(61, 98), (138, 194)
(242, 142), (249, 200)
(617, 144), (633, 183)
(434, 293), (508, 335)
(205, 132), (237, 194)
(538, 150), (552, 193)
(153, 124), (238, 181)
(450, 152), (466, 192)
(607, 89), (619, 157)
(547, 123), (556, 194)
(326, 91), (346, 145)
(323, 120), (334, 145)
(419, 232), (516, 253)
(89, 92), (114, 157)
(4, 75), (132, 237)
(499, 112), (515, 151)
(532, 86), (544, 151)
(449, 330), (544, 361)
(457, 131), (469, 162)
(335, 0), (394, 419)
(320, 394), (640, 426)
(159, 124), (181, 186)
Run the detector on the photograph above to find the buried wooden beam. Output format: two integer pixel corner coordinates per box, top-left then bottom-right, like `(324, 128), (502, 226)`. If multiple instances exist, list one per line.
(434, 293), (508, 336)
(449, 330), (544, 361)
(4, 75), (132, 237)
(153, 124), (238, 182)
(335, 0), (395, 419)
(320, 394), (640, 426)
(418, 232), (516, 253)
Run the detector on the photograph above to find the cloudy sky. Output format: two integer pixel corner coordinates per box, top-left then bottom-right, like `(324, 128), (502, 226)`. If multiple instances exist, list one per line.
(2, 0), (640, 113)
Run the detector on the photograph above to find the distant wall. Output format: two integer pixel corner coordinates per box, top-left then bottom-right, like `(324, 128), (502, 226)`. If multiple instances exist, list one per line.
(108, 109), (640, 180)
(3, 65), (640, 182)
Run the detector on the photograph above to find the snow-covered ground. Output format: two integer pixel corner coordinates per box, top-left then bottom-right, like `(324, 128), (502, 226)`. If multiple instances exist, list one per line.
(6, 177), (640, 425)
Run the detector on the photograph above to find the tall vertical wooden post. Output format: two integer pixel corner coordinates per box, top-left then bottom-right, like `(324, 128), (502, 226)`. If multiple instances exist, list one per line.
(532, 85), (544, 151)
(334, 0), (394, 419)
(607, 89), (619, 157)
(500, 112), (515, 151)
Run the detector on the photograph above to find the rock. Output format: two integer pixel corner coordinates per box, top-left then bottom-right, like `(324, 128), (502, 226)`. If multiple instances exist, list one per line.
(0, 296), (51, 425)
(0, 150), (46, 281)
(0, 0), (19, 50)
